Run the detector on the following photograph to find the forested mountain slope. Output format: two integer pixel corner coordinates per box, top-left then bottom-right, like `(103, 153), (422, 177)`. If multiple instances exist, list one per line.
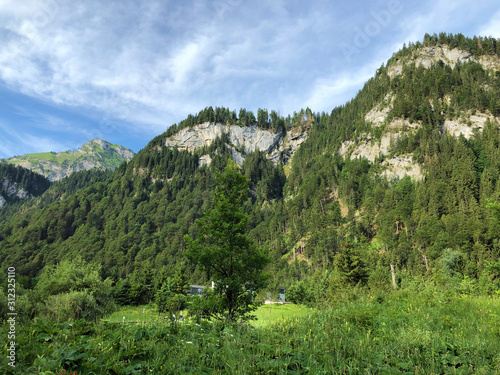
(0, 164), (51, 208)
(1, 33), (499, 299)
(282, 32), (500, 285)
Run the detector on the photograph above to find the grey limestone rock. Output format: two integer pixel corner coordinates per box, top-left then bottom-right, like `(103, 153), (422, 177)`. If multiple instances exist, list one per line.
(164, 122), (308, 166)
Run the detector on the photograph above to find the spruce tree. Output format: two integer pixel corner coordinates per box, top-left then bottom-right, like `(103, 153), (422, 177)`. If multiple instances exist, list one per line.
(184, 161), (270, 321)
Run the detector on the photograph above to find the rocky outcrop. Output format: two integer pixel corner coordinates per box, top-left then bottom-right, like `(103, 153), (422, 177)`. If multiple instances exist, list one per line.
(342, 110), (499, 181)
(1, 179), (33, 201)
(342, 97), (424, 180)
(350, 76), (500, 182)
(2, 139), (135, 181)
(198, 154), (212, 167)
(340, 135), (423, 180)
(386, 118), (419, 130)
(364, 100), (419, 131)
(0, 195), (6, 208)
(165, 123), (279, 154)
(113, 146), (135, 160)
(267, 127), (308, 165)
(388, 46), (500, 78)
(442, 113), (499, 139)
(364, 94), (394, 126)
(164, 123), (308, 166)
(230, 148), (245, 166)
(345, 132), (401, 163)
(382, 156), (423, 181)
(339, 140), (354, 157)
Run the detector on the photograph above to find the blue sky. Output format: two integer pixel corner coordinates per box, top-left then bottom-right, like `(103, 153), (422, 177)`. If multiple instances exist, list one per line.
(0, 0), (499, 158)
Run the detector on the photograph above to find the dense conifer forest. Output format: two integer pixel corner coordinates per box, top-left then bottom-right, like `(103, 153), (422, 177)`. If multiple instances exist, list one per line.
(2, 33), (500, 373)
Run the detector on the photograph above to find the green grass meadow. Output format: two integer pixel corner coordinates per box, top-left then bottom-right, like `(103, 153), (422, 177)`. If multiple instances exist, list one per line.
(103, 304), (161, 323)
(102, 303), (312, 327)
(6, 293), (500, 374)
(251, 303), (314, 328)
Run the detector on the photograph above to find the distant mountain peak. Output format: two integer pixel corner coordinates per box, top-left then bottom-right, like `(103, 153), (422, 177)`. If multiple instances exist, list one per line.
(1, 139), (135, 181)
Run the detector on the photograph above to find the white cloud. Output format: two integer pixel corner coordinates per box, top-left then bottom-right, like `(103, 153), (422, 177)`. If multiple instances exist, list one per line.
(304, 63), (377, 112)
(0, 0), (499, 158)
(0, 0), (331, 122)
(0, 119), (70, 156)
(479, 10), (500, 38)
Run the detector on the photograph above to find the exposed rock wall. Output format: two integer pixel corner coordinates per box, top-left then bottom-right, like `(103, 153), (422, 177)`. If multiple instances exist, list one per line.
(1, 179), (33, 202)
(352, 83), (500, 181)
(364, 94), (393, 126)
(164, 122), (308, 166)
(382, 156), (423, 181)
(165, 123), (279, 154)
(388, 46), (500, 78)
(345, 132), (401, 162)
(443, 114), (499, 138)
(198, 154), (212, 167)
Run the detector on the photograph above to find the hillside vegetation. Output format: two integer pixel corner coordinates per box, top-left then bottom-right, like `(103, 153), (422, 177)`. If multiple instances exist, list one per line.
(1, 33), (500, 296)
(1, 33), (500, 372)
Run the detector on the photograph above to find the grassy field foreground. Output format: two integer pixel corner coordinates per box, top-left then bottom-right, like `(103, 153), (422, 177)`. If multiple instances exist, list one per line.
(103, 303), (313, 327)
(5, 293), (500, 374)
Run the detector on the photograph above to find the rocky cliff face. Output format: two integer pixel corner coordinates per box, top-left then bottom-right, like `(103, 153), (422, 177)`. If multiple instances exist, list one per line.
(442, 113), (500, 138)
(340, 95), (425, 181)
(164, 122), (307, 166)
(0, 179), (33, 207)
(337, 44), (500, 182)
(2, 179), (32, 199)
(341, 104), (499, 181)
(2, 139), (135, 181)
(388, 45), (500, 78)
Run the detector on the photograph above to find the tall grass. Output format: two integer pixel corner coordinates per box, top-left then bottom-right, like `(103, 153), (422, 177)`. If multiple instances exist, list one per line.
(251, 303), (314, 328)
(5, 293), (500, 374)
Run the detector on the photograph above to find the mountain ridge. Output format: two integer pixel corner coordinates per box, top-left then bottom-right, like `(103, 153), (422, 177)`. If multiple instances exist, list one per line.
(163, 122), (308, 167)
(1, 138), (135, 181)
(1, 33), (499, 294)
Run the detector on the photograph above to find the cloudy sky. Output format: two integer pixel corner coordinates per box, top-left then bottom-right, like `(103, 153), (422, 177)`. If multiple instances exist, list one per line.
(0, 0), (499, 158)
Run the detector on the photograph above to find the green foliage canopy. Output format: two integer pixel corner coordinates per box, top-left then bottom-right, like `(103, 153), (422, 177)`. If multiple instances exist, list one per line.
(185, 161), (270, 321)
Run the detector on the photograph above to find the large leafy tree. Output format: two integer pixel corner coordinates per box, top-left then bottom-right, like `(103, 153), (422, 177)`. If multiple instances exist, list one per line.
(185, 161), (270, 321)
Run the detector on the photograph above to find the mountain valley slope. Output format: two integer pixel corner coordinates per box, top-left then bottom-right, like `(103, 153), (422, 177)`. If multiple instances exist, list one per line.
(1, 34), (499, 296)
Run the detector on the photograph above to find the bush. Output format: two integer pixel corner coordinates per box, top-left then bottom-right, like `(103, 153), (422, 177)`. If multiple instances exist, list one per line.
(367, 264), (391, 292)
(39, 290), (98, 322)
(31, 257), (114, 321)
(286, 280), (313, 305)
